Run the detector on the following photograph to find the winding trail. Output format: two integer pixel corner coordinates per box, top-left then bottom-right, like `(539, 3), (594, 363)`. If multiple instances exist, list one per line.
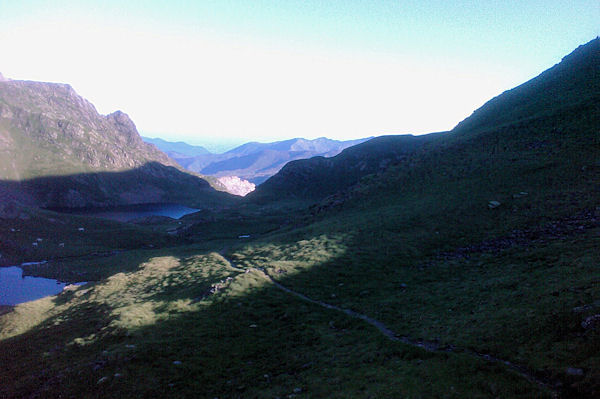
(221, 254), (558, 397)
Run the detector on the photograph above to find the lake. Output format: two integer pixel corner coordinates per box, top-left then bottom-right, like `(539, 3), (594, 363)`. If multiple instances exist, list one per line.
(0, 266), (85, 305)
(48, 203), (200, 222)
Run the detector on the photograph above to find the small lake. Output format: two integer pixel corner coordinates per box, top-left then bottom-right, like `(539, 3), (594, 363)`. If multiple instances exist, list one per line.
(0, 266), (84, 306)
(48, 203), (200, 222)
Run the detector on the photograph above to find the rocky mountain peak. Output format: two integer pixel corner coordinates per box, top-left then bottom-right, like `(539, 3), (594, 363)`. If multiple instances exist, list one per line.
(0, 76), (233, 208)
(106, 110), (143, 146)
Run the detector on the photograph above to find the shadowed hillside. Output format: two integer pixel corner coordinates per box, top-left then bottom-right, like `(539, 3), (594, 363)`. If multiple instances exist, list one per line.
(1, 39), (599, 398)
(249, 38), (600, 211)
(0, 79), (233, 208)
(247, 133), (444, 204)
(0, 162), (236, 209)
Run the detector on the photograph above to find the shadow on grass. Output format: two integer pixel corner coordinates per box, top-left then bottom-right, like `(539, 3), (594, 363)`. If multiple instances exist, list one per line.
(0, 229), (565, 398)
(0, 161), (236, 209)
(4, 185), (600, 397)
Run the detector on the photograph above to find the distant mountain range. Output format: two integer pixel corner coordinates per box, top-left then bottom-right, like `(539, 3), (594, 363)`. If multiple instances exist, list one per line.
(142, 137), (211, 158)
(0, 79), (235, 208)
(144, 136), (371, 185)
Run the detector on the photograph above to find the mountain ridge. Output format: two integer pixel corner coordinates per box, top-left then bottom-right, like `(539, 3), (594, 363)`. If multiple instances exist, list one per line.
(0, 79), (235, 208)
(249, 37), (600, 207)
(146, 136), (372, 184)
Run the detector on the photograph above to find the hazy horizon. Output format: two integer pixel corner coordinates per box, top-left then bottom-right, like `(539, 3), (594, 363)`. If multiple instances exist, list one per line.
(1, 1), (598, 145)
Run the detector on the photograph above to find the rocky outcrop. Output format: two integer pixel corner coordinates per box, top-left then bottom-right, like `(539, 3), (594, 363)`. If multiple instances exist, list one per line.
(150, 136), (371, 185)
(217, 176), (255, 196)
(0, 78), (235, 208)
(0, 80), (179, 178)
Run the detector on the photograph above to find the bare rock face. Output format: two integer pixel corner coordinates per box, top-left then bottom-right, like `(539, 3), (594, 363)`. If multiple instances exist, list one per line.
(0, 78), (228, 208)
(106, 110), (144, 146)
(0, 79), (181, 178)
(217, 176), (255, 196)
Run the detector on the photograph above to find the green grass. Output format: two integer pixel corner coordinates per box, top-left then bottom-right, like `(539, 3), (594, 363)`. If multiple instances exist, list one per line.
(0, 207), (183, 269)
(0, 247), (551, 398)
(1, 39), (599, 398)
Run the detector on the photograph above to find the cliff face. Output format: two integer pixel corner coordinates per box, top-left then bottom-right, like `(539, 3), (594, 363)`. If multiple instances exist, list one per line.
(0, 80), (178, 180)
(0, 78), (234, 208)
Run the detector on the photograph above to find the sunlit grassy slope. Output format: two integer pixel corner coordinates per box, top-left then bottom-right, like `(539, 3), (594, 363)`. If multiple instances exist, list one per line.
(1, 39), (599, 398)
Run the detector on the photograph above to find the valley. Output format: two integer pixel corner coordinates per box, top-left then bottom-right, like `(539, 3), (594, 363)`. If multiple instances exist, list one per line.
(0, 38), (599, 399)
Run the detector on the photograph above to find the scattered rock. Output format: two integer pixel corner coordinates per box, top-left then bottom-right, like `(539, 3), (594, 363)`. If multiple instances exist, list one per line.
(0, 201), (20, 218)
(573, 300), (600, 313)
(172, 360), (182, 365)
(566, 367), (584, 376)
(581, 314), (600, 330)
(249, 324), (257, 328)
(97, 376), (109, 384)
(293, 387), (302, 393)
(125, 344), (136, 349)
(78, 227), (85, 231)
(114, 373), (123, 378)
(488, 200), (501, 209)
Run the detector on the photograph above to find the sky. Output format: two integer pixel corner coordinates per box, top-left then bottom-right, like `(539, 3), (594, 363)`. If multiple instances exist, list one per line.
(1, 1), (598, 152)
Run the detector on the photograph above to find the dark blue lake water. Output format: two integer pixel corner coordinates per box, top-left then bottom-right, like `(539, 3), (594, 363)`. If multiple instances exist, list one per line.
(49, 203), (200, 222)
(0, 266), (84, 305)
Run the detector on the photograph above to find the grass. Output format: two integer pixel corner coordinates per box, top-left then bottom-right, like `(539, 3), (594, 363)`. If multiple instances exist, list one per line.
(0, 247), (551, 398)
(1, 39), (599, 398)
(0, 207), (183, 269)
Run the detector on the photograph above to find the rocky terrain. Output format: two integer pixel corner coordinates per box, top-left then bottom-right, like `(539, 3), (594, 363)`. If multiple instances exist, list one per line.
(216, 175), (255, 196)
(0, 78), (234, 208)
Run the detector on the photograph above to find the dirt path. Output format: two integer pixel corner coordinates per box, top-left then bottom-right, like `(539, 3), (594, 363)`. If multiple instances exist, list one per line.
(221, 255), (558, 397)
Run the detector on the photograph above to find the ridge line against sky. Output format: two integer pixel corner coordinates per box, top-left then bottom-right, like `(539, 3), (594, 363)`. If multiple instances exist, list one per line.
(1, 0), (598, 150)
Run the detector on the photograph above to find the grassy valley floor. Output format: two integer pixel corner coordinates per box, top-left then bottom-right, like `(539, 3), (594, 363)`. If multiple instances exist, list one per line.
(1, 199), (599, 397)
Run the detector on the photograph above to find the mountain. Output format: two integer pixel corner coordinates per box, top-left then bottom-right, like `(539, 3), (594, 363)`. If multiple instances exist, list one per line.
(149, 136), (371, 185)
(2, 39), (600, 399)
(250, 38), (600, 208)
(141, 137), (211, 158)
(452, 37), (600, 135)
(0, 79), (234, 208)
(246, 133), (443, 203)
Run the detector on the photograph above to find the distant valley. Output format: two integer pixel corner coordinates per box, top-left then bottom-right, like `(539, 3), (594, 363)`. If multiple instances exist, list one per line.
(143, 136), (371, 188)
(1, 38), (600, 398)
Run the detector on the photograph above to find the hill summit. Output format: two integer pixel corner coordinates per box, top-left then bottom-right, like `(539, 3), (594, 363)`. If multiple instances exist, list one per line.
(0, 79), (233, 208)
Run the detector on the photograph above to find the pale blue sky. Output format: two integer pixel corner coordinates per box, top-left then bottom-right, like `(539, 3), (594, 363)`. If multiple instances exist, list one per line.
(1, 1), (598, 150)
